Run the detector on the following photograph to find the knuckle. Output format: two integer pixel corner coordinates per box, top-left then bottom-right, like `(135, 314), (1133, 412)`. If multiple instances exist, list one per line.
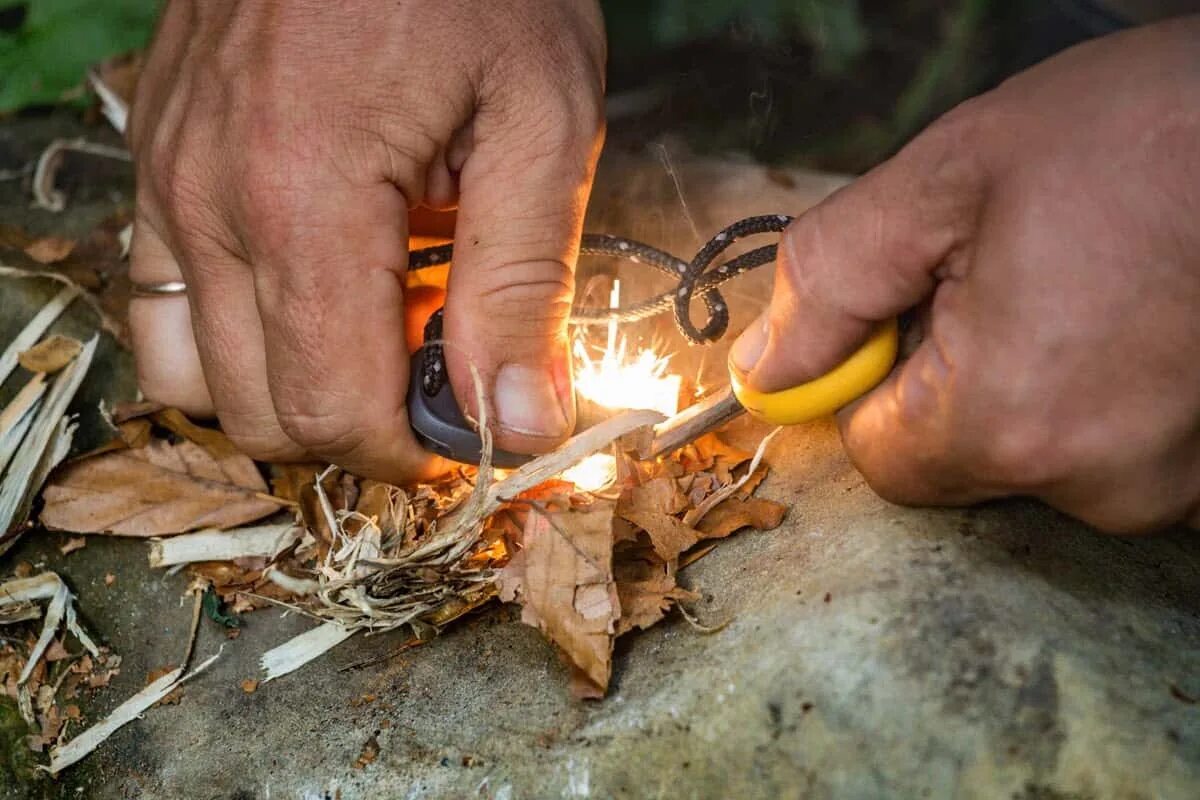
(901, 94), (996, 205)
(223, 424), (305, 463)
(919, 94), (994, 156)
(779, 204), (868, 325)
(142, 142), (235, 260)
(344, 114), (440, 200)
(472, 258), (574, 323)
(275, 407), (367, 460)
(970, 418), (1063, 488)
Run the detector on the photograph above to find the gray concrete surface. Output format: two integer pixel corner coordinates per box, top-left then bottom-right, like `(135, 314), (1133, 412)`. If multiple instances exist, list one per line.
(1, 121), (1198, 799)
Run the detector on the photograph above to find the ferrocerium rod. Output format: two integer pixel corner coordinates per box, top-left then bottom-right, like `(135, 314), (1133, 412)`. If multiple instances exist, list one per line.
(642, 385), (746, 460)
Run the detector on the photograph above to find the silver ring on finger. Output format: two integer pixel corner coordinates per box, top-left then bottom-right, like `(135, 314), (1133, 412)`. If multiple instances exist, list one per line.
(130, 280), (189, 298)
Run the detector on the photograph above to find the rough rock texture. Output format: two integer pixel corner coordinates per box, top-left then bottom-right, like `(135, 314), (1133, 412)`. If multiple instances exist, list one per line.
(1, 124), (1197, 799)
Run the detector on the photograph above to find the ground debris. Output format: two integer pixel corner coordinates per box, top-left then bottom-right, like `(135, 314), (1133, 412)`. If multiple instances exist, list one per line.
(0, 299), (97, 557)
(0, 571), (116, 755)
(39, 394), (784, 700)
(57, 536), (86, 556)
(353, 732), (381, 769)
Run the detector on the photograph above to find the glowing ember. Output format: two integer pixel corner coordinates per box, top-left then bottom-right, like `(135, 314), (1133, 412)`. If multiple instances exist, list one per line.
(561, 453), (618, 492)
(572, 280), (681, 417)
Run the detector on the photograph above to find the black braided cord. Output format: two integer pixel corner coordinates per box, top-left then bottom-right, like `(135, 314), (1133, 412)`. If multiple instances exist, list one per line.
(415, 214), (793, 396)
(409, 213), (793, 343)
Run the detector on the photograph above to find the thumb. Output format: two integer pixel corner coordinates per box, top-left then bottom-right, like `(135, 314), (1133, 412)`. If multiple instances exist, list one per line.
(443, 91), (604, 454)
(729, 107), (988, 393)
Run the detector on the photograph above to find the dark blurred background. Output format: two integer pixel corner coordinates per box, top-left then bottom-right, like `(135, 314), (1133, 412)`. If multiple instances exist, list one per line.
(0, 0), (1143, 174)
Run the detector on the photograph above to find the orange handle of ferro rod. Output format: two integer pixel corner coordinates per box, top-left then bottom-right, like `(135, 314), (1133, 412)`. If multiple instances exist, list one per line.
(730, 319), (899, 426)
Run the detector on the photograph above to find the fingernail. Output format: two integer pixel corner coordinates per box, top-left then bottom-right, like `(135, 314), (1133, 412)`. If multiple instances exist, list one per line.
(730, 315), (769, 375)
(494, 363), (570, 438)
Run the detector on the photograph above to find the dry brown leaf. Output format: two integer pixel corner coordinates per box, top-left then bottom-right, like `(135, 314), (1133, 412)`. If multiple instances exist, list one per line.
(613, 546), (698, 637)
(694, 433), (753, 470)
(685, 472), (719, 507)
(625, 476), (688, 516)
(41, 438), (286, 536)
(696, 496), (787, 540)
(269, 462), (325, 504)
(23, 236), (76, 265)
(617, 508), (702, 562)
(737, 466), (769, 497)
(110, 401), (163, 423)
(149, 408), (265, 487)
(352, 480), (404, 539)
(117, 419), (153, 449)
(498, 504), (618, 697)
(188, 561), (263, 595)
(43, 639), (70, 661)
(297, 467), (346, 547)
(18, 334), (83, 374)
(70, 418), (153, 461)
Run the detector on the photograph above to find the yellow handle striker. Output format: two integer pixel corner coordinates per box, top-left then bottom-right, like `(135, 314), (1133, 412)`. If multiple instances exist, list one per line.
(730, 319), (899, 426)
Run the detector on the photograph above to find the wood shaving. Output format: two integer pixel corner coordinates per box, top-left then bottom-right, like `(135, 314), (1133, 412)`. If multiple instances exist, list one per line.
(31, 138), (131, 214)
(148, 523), (302, 567)
(47, 649), (221, 775)
(0, 335), (96, 556)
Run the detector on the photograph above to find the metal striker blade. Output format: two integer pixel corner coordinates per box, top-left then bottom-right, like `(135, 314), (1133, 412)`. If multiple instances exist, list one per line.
(642, 385), (746, 460)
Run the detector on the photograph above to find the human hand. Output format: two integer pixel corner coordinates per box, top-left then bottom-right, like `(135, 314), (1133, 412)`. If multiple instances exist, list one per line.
(730, 18), (1200, 533)
(128, 0), (605, 481)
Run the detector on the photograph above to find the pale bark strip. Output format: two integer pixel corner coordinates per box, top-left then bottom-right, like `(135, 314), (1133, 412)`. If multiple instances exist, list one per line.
(0, 285), (80, 386)
(260, 621), (356, 683)
(47, 650), (222, 775)
(17, 581), (68, 684)
(0, 335), (97, 554)
(0, 571), (61, 605)
(0, 392), (42, 478)
(148, 522), (302, 567)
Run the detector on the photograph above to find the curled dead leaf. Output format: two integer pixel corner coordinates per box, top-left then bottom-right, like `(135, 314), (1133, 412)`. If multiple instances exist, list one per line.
(696, 496), (787, 540)
(617, 508), (702, 562)
(23, 236), (76, 265)
(18, 334), (83, 374)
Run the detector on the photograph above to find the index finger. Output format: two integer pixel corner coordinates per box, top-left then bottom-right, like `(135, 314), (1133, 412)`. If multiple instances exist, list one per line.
(239, 165), (446, 482)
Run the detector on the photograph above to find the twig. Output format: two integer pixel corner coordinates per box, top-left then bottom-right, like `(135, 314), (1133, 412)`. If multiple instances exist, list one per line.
(179, 589), (203, 673)
(32, 137), (131, 213)
(682, 427), (780, 528)
(677, 603), (732, 635)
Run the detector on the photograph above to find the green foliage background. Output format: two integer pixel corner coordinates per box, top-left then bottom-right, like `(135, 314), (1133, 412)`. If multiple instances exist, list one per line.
(0, 0), (161, 111)
(0, 0), (1093, 171)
